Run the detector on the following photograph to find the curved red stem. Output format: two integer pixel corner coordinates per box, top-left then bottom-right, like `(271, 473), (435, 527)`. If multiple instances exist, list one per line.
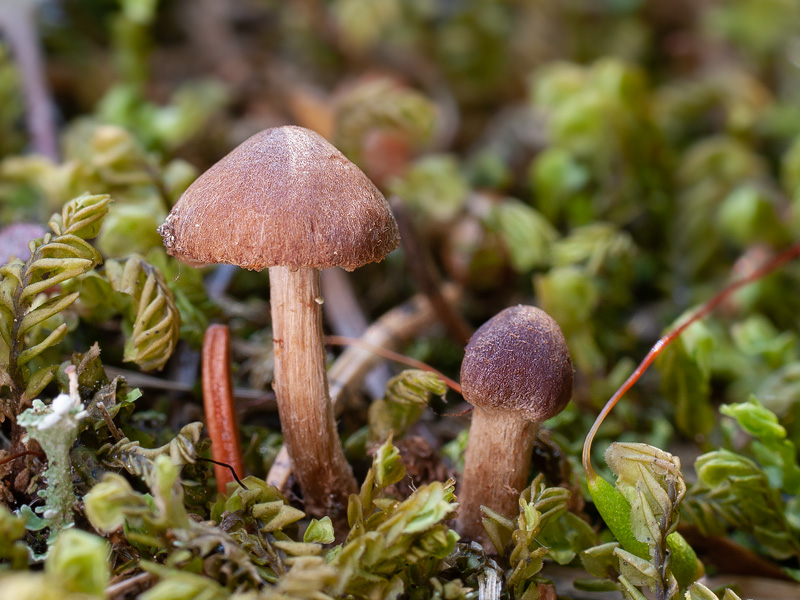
(582, 241), (800, 478)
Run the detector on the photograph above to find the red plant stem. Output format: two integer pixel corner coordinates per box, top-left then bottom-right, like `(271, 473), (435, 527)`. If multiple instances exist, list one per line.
(202, 324), (245, 493)
(0, 450), (45, 466)
(325, 334), (462, 394)
(582, 240), (800, 477)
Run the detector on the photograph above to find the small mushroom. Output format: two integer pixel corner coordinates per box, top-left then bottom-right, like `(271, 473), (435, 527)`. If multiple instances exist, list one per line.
(456, 305), (573, 551)
(159, 126), (399, 520)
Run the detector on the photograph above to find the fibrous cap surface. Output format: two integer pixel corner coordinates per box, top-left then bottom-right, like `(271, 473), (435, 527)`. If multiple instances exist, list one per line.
(159, 125), (399, 271)
(460, 305), (573, 422)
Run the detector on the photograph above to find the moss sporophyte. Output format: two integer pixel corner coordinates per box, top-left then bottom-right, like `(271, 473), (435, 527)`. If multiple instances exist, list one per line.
(581, 239), (800, 589)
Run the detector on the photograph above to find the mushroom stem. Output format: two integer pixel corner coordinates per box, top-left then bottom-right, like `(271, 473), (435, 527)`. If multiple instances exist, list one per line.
(268, 266), (357, 520)
(457, 408), (539, 551)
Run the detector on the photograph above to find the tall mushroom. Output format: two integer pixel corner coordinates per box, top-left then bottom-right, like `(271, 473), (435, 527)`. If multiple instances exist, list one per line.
(158, 126), (400, 520)
(456, 305), (573, 552)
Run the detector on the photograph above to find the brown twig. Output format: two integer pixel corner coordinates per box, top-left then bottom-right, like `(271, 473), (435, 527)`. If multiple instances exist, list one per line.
(0, 449), (45, 466)
(103, 366), (276, 407)
(202, 324), (245, 493)
(106, 572), (156, 600)
(321, 267), (393, 399)
(325, 335), (461, 394)
(96, 402), (124, 443)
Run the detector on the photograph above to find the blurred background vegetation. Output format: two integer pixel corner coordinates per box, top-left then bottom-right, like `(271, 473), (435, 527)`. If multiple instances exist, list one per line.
(2, 0), (800, 595)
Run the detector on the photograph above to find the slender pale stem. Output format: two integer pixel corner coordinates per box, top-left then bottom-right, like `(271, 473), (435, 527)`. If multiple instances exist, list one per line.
(456, 408), (539, 552)
(268, 266), (357, 522)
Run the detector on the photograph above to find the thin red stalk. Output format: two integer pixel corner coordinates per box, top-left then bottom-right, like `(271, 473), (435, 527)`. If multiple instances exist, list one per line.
(325, 334), (462, 394)
(582, 241), (800, 477)
(0, 450), (45, 465)
(202, 324), (245, 493)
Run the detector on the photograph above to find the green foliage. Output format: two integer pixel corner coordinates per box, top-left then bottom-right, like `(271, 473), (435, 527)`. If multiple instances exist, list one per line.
(98, 0), (228, 153)
(146, 247), (213, 348)
(333, 438), (460, 599)
(0, 505), (29, 570)
(3, 0), (800, 595)
(390, 155), (469, 223)
(0, 43), (24, 159)
(86, 454), (265, 590)
(720, 396), (800, 492)
(481, 474), (596, 599)
(705, 0), (800, 63)
(0, 529), (108, 599)
(655, 317), (715, 438)
(535, 266), (602, 373)
(45, 529), (110, 596)
(585, 443), (703, 596)
(101, 255), (180, 371)
(334, 77), (437, 162)
(529, 59), (663, 225)
(486, 199), (557, 272)
(682, 398), (800, 561)
(368, 369), (447, 443)
(0, 193), (109, 410)
(685, 582), (743, 600)
(83, 438), (462, 599)
(95, 421), (204, 479)
(673, 136), (768, 278)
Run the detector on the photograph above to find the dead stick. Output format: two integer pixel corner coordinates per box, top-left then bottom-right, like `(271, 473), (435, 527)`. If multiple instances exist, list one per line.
(321, 267), (393, 399)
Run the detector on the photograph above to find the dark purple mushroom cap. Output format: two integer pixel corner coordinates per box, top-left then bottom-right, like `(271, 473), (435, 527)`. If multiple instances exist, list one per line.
(158, 125), (399, 271)
(460, 305), (573, 422)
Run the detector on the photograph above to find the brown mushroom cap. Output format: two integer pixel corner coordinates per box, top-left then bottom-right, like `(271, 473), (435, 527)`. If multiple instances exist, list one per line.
(158, 126), (400, 271)
(460, 305), (573, 422)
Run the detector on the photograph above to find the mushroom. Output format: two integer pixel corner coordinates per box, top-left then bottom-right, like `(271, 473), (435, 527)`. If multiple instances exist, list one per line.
(455, 305), (573, 551)
(158, 126), (400, 520)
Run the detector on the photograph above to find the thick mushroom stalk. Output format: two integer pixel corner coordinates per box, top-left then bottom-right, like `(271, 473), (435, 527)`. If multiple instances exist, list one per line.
(456, 305), (573, 552)
(457, 408), (539, 541)
(269, 266), (356, 516)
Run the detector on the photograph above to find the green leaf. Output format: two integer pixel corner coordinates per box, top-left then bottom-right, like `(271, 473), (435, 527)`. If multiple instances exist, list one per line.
(260, 505), (306, 533)
(721, 396), (786, 441)
(17, 323), (68, 366)
(103, 255), (180, 371)
(304, 517), (335, 544)
(22, 365), (57, 403)
(655, 320), (715, 438)
(488, 199), (558, 272)
(20, 259), (95, 300)
(52, 193), (112, 239)
(17, 292), (80, 336)
(45, 529), (110, 596)
(372, 437), (406, 489)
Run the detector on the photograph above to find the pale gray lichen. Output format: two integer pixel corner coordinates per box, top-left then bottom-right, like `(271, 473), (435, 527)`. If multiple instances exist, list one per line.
(17, 366), (87, 552)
